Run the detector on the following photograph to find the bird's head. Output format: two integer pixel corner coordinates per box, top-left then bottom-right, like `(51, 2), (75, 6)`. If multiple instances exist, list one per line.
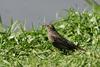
(45, 24), (56, 32)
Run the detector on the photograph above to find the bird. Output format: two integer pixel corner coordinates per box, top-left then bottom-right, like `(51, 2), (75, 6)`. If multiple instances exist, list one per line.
(45, 24), (85, 51)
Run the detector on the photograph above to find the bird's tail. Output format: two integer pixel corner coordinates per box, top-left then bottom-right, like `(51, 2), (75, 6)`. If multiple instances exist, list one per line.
(76, 45), (86, 51)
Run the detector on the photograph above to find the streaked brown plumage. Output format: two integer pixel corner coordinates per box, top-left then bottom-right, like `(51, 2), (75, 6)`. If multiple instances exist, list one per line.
(46, 24), (85, 51)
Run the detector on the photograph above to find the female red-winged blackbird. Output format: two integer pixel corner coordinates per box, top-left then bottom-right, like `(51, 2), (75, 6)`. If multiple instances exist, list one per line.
(45, 24), (85, 51)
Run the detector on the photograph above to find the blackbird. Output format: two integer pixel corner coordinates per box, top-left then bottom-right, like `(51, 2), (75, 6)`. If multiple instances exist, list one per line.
(45, 24), (85, 51)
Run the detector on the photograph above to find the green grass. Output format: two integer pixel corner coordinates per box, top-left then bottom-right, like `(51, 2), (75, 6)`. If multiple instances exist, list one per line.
(85, 0), (100, 14)
(0, 9), (100, 67)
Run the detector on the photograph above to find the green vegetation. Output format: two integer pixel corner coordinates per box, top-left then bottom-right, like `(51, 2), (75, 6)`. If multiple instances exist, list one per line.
(85, 0), (100, 14)
(0, 9), (100, 67)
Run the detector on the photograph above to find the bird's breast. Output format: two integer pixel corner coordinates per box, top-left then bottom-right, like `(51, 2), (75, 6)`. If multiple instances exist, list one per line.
(48, 33), (54, 42)
(47, 30), (60, 42)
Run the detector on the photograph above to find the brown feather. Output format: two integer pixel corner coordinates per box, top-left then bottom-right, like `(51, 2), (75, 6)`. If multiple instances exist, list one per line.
(46, 24), (85, 51)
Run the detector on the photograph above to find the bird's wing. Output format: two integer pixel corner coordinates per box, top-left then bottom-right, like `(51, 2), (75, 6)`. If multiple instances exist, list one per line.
(57, 36), (86, 51)
(53, 35), (77, 49)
